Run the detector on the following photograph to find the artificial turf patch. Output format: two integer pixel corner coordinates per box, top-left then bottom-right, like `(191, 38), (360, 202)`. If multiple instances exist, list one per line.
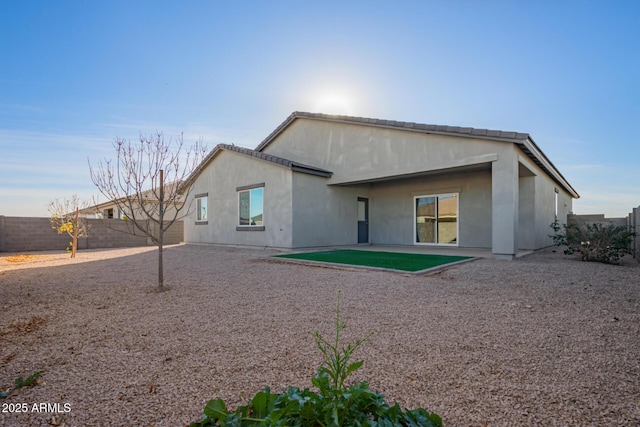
(275, 249), (471, 272)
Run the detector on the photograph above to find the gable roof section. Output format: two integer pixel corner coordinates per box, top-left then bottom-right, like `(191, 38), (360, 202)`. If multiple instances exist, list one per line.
(255, 111), (579, 199)
(86, 181), (184, 214)
(182, 143), (333, 191)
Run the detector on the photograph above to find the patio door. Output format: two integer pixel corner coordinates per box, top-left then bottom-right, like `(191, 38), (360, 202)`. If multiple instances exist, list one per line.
(357, 197), (369, 243)
(414, 193), (458, 245)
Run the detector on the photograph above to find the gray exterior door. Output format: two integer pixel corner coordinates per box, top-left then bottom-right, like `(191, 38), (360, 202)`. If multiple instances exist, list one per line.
(357, 197), (369, 243)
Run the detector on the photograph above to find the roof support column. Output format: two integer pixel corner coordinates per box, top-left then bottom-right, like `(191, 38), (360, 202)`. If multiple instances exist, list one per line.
(492, 153), (519, 259)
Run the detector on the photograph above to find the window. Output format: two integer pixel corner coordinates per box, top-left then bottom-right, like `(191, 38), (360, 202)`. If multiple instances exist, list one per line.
(238, 187), (263, 227)
(554, 188), (559, 219)
(195, 194), (208, 222)
(414, 193), (458, 245)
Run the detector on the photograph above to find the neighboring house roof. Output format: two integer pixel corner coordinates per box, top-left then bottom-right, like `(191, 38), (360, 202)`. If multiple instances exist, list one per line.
(183, 143), (333, 190)
(83, 181), (184, 216)
(256, 112), (579, 199)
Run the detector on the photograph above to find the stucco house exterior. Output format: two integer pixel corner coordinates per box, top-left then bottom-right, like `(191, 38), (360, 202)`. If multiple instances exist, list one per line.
(183, 112), (579, 259)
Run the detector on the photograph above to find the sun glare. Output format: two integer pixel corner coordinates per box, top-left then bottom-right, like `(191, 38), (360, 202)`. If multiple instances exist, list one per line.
(314, 91), (355, 116)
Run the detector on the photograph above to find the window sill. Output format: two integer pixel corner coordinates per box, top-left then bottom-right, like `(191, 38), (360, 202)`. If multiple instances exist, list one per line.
(195, 221), (208, 225)
(236, 226), (265, 231)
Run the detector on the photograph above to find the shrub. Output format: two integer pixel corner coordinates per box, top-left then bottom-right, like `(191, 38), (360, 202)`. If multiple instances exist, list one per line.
(550, 220), (636, 264)
(191, 292), (442, 427)
(0, 371), (43, 398)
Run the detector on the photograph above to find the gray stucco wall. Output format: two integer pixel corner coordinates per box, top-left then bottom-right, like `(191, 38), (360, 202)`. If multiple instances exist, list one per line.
(516, 149), (573, 249)
(291, 167), (493, 249)
(518, 173), (536, 250)
(184, 150), (294, 248)
(368, 168), (492, 248)
(291, 173), (368, 247)
(263, 118), (506, 251)
(263, 119), (507, 184)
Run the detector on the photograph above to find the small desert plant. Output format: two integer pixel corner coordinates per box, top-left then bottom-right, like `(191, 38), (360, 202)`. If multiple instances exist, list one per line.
(191, 291), (442, 427)
(550, 220), (636, 264)
(0, 371), (43, 398)
(311, 290), (372, 393)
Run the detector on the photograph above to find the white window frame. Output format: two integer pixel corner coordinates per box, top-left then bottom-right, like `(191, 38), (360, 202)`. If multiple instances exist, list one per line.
(195, 193), (208, 223)
(413, 193), (459, 246)
(237, 183), (264, 230)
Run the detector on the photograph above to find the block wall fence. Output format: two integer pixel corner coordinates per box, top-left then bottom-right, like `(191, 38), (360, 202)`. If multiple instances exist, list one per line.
(632, 206), (639, 261)
(0, 216), (183, 252)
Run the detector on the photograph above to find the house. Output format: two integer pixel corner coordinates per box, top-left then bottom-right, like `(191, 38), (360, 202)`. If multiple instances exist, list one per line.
(82, 181), (184, 220)
(183, 112), (579, 259)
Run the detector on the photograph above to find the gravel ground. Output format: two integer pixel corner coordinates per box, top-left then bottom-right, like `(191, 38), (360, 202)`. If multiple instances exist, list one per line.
(0, 244), (639, 427)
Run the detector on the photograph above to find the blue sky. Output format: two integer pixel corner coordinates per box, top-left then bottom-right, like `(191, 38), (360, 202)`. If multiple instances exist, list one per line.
(1, 1), (638, 218)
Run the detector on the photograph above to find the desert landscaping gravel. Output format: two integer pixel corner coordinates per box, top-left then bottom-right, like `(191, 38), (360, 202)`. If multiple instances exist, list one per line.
(0, 244), (639, 426)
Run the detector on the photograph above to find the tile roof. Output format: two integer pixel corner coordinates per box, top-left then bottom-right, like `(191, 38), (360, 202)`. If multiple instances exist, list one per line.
(217, 144), (333, 177)
(89, 181), (185, 211)
(256, 111), (531, 152)
(182, 143), (333, 190)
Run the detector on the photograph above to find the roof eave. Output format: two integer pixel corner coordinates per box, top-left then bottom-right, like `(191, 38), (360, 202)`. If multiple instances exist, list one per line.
(291, 164), (333, 178)
(255, 112), (532, 151)
(180, 145), (224, 193)
(519, 137), (580, 199)
(182, 143), (333, 191)
(255, 112), (299, 152)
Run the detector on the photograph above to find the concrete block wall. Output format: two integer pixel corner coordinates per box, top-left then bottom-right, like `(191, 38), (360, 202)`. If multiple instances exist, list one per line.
(0, 217), (72, 252)
(567, 213), (628, 227)
(0, 216), (183, 252)
(82, 219), (148, 249)
(630, 206), (639, 260)
(156, 220), (184, 246)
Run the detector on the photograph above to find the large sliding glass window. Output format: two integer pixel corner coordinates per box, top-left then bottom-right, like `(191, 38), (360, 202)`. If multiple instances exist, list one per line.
(415, 193), (458, 245)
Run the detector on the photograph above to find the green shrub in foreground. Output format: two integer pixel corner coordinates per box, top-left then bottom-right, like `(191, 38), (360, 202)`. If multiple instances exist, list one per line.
(550, 220), (636, 265)
(191, 292), (442, 427)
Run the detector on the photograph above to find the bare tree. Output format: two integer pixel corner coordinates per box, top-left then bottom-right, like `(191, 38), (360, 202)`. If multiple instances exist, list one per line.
(89, 131), (206, 291)
(48, 195), (91, 258)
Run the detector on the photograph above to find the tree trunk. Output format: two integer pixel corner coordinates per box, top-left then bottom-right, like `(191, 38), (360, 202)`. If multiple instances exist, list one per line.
(71, 207), (79, 258)
(158, 170), (165, 291)
(72, 233), (78, 258)
(158, 240), (163, 290)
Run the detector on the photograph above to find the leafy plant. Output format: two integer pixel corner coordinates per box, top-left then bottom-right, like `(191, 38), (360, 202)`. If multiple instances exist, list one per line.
(550, 219), (636, 264)
(311, 290), (372, 393)
(191, 292), (442, 427)
(0, 371), (43, 398)
(15, 370), (43, 389)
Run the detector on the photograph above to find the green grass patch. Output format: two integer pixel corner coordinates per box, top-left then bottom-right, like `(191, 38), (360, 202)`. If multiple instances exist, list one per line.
(276, 249), (471, 272)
